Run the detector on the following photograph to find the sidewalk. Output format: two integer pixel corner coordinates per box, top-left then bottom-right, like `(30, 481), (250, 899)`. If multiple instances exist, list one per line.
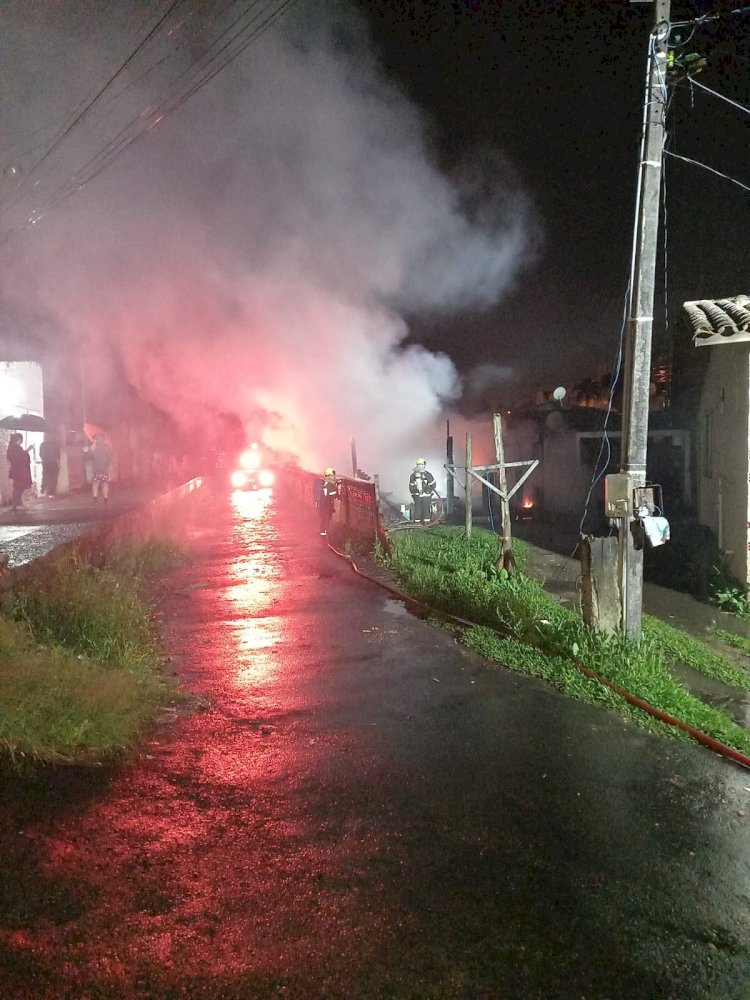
(0, 480), (167, 568)
(0, 480), (160, 527)
(516, 531), (750, 729)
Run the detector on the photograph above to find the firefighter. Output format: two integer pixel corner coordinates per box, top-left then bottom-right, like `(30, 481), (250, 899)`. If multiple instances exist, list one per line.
(409, 457), (436, 523)
(318, 467), (339, 536)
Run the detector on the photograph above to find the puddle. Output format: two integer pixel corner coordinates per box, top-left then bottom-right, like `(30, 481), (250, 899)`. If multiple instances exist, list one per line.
(383, 598), (410, 618)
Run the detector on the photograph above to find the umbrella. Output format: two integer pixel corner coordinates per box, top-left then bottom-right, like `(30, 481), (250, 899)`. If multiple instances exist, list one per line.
(0, 413), (49, 432)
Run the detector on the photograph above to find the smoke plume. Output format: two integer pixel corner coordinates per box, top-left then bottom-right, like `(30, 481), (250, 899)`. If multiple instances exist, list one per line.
(1, 0), (531, 499)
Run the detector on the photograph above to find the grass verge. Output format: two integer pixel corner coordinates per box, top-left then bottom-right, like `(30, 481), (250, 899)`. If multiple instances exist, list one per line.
(383, 526), (750, 756)
(0, 536), (186, 764)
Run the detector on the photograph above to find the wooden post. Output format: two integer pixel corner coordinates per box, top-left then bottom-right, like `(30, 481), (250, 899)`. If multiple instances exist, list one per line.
(446, 419), (454, 520)
(580, 534), (620, 634)
(465, 432), (472, 539)
(492, 413), (515, 574)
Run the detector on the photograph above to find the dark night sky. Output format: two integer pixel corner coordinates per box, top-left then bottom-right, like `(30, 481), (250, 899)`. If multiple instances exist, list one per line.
(356, 0), (750, 407)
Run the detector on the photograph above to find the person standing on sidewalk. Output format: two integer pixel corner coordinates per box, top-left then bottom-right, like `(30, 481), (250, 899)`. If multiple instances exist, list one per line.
(89, 433), (113, 504)
(39, 434), (60, 497)
(6, 433), (32, 512)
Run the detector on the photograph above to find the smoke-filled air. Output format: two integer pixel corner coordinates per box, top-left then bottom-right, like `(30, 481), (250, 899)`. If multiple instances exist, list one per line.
(0, 0), (531, 501)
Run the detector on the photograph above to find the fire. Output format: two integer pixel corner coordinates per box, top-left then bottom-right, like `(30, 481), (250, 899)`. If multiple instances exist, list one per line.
(521, 499), (534, 509)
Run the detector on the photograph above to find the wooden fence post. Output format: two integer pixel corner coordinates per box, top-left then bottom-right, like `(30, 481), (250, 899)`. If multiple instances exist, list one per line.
(465, 432), (472, 539)
(492, 413), (515, 575)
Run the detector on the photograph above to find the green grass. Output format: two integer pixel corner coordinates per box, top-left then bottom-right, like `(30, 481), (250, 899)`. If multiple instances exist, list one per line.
(644, 615), (750, 691)
(383, 526), (750, 756)
(709, 625), (750, 659)
(0, 536), (186, 763)
(0, 618), (165, 763)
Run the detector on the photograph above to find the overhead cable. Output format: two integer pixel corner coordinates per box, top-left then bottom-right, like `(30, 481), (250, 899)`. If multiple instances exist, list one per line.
(21, 0), (188, 186)
(4, 0), (297, 241)
(686, 75), (750, 117)
(35, 0), (295, 220)
(663, 148), (750, 194)
(671, 5), (750, 29)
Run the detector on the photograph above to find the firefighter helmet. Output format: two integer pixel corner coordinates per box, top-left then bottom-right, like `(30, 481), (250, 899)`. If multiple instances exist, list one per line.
(324, 467), (335, 477)
(416, 457), (427, 466)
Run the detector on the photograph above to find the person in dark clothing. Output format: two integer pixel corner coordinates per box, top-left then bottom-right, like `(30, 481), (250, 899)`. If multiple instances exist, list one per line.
(6, 433), (32, 511)
(409, 458), (436, 523)
(39, 434), (60, 497)
(317, 467), (339, 536)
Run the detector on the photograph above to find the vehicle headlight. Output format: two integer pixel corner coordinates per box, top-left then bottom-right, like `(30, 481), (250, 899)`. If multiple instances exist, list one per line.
(258, 469), (275, 487)
(230, 470), (248, 488)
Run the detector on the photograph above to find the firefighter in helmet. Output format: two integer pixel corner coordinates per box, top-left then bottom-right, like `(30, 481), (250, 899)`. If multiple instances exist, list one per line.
(318, 467), (339, 536)
(409, 457), (436, 523)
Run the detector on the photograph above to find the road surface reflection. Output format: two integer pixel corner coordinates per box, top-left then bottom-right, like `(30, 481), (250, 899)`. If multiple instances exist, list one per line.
(228, 489), (285, 689)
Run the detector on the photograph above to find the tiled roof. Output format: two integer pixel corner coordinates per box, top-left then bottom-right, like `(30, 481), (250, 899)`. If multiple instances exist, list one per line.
(683, 295), (750, 346)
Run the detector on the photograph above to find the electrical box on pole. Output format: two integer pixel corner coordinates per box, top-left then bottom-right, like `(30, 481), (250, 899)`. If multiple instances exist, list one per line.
(618, 0), (670, 640)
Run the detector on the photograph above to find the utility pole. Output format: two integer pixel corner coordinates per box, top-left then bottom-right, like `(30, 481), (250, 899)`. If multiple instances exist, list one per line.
(619, 0), (670, 640)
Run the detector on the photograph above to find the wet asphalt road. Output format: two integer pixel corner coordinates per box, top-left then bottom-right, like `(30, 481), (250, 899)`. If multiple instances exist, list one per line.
(1, 487), (749, 999)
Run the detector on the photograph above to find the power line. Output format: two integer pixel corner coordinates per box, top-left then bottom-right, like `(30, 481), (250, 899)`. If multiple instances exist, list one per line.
(37, 0), (275, 203)
(21, 0), (188, 187)
(671, 5), (750, 29)
(663, 148), (750, 194)
(686, 75), (750, 117)
(3, 0), (298, 241)
(37, 0), (295, 221)
(1, 0), (195, 223)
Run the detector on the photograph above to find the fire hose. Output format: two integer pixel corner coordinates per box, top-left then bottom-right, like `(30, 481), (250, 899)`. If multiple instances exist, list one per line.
(387, 490), (445, 532)
(326, 541), (750, 771)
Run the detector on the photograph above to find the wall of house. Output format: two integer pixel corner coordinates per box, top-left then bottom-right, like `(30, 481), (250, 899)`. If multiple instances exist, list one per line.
(696, 343), (750, 587)
(538, 411), (597, 523)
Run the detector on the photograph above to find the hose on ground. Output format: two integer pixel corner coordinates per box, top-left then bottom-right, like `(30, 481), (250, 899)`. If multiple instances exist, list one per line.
(326, 542), (750, 771)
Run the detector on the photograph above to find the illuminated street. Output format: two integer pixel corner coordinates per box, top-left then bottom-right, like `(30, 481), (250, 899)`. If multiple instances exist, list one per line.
(1, 486), (749, 1000)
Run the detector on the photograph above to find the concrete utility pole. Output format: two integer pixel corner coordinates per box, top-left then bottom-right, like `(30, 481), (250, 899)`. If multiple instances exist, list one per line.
(619, 0), (670, 640)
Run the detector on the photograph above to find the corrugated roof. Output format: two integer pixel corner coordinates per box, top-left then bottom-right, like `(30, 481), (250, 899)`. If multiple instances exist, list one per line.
(684, 295), (750, 346)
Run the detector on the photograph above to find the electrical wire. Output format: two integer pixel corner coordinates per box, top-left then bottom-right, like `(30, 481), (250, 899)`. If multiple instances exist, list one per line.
(20, 0), (188, 188)
(686, 75), (750, 117)
(39, 0), (286, 202)
(663, 148), (750, 194)
(2, 0), (298, 242)
(576, 286), (630, 540)
(660, 138), (670, 400)
(671, 5), (750, 29)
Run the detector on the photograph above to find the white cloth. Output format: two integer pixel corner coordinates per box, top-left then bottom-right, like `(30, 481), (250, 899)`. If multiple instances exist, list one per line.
(642, 515), (670, 548)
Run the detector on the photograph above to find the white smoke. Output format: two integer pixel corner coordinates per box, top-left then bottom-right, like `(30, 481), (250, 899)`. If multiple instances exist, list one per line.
(0, 0), (532, 501)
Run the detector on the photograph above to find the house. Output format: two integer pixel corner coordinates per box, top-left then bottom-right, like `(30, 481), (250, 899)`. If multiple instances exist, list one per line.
(500, 403), (691, 532)
(683, 294), (750, 590)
